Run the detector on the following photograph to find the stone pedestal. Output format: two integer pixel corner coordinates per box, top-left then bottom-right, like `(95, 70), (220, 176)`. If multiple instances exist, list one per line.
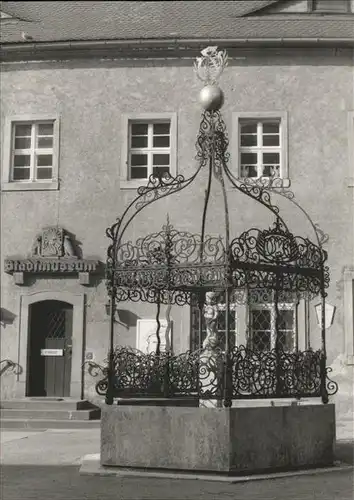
(101, 404), (335, 474)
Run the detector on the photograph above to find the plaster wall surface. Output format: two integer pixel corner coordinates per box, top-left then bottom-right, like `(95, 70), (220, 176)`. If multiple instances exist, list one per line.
(0, 49), (353, 418)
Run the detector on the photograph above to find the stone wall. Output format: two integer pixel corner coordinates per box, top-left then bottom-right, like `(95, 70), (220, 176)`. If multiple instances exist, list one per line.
(101, 404), (336, 473)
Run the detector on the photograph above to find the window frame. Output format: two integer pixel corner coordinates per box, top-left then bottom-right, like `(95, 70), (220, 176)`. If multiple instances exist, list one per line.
(2, 114), (60, 191)
(248, 301), (298, 352)
(344, 268), (354, 365)
(309, 0), (351, 13)
(232, 112), (290, 187)
(120, 113), (177, 190)
(11, 121), (55, 183)
(239, 120), (282, 179)
(189, 288), (302, 353)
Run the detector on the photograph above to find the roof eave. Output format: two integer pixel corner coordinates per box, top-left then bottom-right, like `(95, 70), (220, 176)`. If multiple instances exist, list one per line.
(1, 37), (353, 62)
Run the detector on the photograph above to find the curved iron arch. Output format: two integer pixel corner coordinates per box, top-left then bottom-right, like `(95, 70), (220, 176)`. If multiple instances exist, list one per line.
(102, 47), (335, 407)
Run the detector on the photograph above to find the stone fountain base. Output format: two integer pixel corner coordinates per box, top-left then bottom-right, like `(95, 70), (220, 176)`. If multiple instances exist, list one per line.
(100, 403), (335, 474)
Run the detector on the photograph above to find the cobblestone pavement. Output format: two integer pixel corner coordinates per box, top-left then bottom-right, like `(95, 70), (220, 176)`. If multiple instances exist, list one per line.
(1, 464), (353, 500)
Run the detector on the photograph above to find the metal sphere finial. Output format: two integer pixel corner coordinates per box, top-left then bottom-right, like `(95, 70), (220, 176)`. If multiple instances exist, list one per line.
(199, 85), (224, 111)
(194, 46), (228, 111)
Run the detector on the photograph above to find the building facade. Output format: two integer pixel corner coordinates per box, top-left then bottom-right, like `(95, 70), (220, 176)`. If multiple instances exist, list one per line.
(1, 1), (353, 429)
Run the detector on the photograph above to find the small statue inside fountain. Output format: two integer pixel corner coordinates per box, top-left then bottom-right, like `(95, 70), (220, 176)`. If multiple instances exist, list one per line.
(202, 291), (220, 350)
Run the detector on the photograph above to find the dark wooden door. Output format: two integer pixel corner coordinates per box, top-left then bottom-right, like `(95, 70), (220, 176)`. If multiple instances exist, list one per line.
(28, 300), (73, 397)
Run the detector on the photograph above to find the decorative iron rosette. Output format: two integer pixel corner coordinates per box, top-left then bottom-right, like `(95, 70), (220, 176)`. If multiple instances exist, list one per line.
(255, 219), (299, 264)
(230, 220), (327, 274)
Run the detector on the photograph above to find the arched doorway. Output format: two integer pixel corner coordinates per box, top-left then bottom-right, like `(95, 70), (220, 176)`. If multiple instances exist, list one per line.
(27, 300), (73, 397)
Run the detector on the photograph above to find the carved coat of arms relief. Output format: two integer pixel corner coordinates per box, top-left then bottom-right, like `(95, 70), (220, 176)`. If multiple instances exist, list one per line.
(32, 226), (77, 259)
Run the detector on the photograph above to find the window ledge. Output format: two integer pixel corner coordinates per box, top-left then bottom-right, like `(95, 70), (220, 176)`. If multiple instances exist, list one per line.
(237, 177), (291, 188)
(120, 180), (153, 190)
(1, 181), (59, 192)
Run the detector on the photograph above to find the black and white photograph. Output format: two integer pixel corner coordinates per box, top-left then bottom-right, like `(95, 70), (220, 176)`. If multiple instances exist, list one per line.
(1, 1), (353, 499)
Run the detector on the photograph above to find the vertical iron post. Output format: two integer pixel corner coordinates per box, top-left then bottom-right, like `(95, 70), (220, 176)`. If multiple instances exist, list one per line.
(105, 295), (115, 405)
(320, 270), (328, 404)
(198, 292), (205, 350)
(223, 286), (232, 407)
(155, 292), (161, 356)
(274, 273), (282, 397)
(200, 130), (213, 261)
(213, 108), (232, 409)
(196, 293), (204, 400)
(305, 294), (310, 350)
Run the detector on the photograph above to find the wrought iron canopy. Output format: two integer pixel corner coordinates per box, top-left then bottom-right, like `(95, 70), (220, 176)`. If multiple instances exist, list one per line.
(109, 215), (328, 307)
(101, 46), (334, 407)
(106, 107), (329, 306)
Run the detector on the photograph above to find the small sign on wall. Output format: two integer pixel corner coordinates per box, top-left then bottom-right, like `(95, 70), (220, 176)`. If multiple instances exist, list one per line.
(40, 349), (63, 356)
(136, 319), (173, 354)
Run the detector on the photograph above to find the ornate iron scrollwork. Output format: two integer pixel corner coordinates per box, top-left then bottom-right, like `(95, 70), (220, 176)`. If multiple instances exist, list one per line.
(101, 47), (334, 407)
(0, 359), (22, 376)
(325, 367), (339, 396)
(94, 346), (337, 400)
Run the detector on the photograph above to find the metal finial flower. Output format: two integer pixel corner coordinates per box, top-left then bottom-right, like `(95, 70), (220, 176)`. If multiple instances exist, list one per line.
(194, 46), (228, 86)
